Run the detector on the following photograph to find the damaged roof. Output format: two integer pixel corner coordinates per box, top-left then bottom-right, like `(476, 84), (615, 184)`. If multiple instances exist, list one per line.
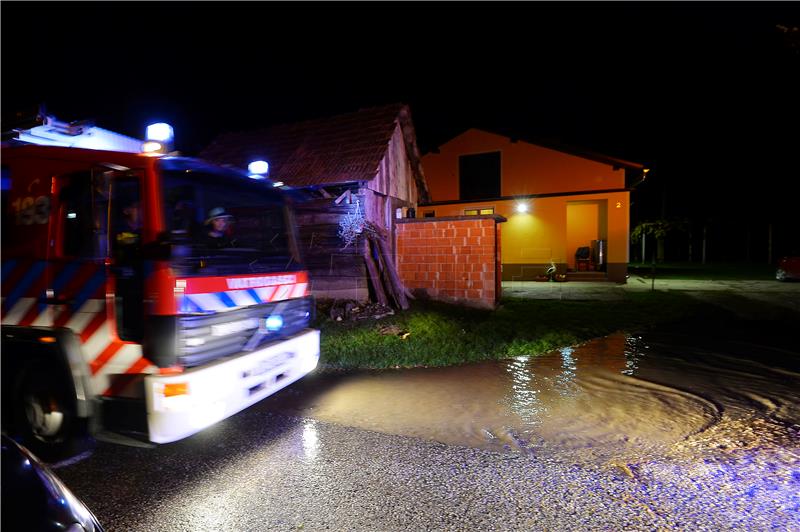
(200, 103), (427, 194)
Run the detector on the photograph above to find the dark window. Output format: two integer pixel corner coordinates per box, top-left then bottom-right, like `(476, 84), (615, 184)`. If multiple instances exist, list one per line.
(58, 170), (115, 259)
(161, 170), (299, 276)
(459, 152), (500, 201)
(60, 172), (98, 258)
(423, 211), (435, 218)
(110, 176), (141, 263)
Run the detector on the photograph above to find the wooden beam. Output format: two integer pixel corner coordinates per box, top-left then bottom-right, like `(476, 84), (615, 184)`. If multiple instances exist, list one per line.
(363, 238), (388, 307)
(334, 189), (352, 204)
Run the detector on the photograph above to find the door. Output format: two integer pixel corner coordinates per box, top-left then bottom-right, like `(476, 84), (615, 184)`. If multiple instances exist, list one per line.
(108, 174), (144, 342)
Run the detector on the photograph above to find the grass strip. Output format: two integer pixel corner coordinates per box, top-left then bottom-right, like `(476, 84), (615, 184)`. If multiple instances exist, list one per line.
(316, 291), (710, 369)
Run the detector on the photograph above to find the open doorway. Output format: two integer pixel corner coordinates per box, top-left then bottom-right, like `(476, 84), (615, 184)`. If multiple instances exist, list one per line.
(566, 200), (607, 271)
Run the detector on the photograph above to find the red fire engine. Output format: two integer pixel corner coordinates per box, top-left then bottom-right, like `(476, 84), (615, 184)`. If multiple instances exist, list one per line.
(1, 124), (319, 458)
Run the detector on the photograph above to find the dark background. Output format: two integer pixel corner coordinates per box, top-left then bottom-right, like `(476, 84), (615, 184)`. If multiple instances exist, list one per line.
(3, 2), (799, 261)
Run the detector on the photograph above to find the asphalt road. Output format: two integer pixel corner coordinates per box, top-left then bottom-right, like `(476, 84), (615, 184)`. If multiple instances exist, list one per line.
(54, 281), (800, 531)
(56, 396), (799, 531)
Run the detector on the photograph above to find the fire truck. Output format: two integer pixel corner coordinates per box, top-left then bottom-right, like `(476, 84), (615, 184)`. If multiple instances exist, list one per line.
(1, 120), (319, 458)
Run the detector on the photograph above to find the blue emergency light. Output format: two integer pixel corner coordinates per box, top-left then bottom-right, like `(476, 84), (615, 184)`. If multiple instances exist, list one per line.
(146, 123), (174, 143)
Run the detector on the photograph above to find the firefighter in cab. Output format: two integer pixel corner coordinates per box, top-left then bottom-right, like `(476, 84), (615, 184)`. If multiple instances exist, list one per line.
(116, 200), (142, 248)
(204, 207), (237, 248)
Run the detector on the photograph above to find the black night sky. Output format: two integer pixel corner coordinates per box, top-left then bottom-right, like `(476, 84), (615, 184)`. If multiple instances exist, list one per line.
(3, 2), (799, 258)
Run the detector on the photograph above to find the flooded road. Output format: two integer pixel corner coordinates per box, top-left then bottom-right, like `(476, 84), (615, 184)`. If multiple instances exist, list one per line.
(58, 328), (800, 530)
(264, 332), (800, 464)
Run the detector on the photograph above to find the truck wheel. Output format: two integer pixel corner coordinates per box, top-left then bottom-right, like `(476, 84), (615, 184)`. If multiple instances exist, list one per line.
(13, 362), (82, 461)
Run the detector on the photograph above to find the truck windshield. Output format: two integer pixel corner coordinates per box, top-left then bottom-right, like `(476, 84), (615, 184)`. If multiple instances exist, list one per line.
(161, 169), (301, 276)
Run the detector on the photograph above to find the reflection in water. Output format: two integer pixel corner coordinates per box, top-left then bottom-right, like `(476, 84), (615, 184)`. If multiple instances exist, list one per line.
(623, 336), (644, 375)
(505, 356), (541, 429)
(263, 332), (800, 463)
(302, 419), (319, 460)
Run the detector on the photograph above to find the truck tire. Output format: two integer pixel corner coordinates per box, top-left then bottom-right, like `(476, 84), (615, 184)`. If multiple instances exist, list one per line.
(12, 360), (85, 462)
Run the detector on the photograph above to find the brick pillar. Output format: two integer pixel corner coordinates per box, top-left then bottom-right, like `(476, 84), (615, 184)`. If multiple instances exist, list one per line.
(395, 215), (507, 309)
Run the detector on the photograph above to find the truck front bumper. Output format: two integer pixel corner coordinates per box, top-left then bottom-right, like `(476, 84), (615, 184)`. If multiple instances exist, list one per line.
(144, 328), (319, 443)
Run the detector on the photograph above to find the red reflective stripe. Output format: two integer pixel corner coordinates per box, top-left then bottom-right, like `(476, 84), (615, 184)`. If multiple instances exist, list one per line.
(90, 342), (124, 375)
(259, 286), (277, 302)
(62, 262), (102, 298)
(53, 308), (73, 328)
(102, 358), (151, 397)
(124, 357), (151, 375)
(103, 374), (139, 397)
(180, 271), (309, 294)
(18, 305), (43, 327)
(52, 263), (104, 328)
(79, 312), (107, 343)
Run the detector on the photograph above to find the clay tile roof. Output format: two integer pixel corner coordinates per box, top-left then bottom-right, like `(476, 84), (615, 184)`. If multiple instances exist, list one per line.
(200, 103), (407, 188)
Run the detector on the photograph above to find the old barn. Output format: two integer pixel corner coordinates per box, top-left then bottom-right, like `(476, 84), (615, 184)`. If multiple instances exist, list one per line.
(201, 103), (430, 303)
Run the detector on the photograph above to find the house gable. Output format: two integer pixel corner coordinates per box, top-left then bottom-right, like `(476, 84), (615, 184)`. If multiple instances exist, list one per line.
(423, 128), (636, 202)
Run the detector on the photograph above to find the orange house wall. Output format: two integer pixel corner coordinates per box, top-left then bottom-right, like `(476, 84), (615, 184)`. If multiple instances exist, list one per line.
(422, 192), (629, 267)
(421, 129), (631, 280)
(422, 129), (625, 201)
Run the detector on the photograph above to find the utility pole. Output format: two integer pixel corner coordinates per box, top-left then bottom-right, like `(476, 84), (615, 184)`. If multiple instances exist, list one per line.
(702, 223), (708, 265)
(641, 236), (646, 264)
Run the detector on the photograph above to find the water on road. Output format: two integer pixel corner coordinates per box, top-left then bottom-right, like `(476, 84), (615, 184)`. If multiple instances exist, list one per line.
(264, 332), (800, 463)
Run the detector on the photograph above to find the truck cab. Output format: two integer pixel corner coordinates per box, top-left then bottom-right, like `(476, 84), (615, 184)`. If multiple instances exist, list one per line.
(2, 143), (319, 457)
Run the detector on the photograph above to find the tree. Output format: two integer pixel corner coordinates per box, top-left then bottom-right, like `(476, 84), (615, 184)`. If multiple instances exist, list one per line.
(631, 219), (688, 263)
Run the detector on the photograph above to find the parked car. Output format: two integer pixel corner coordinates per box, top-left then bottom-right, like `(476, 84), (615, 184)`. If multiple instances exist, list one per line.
(776, 256), (800, 281)
(1, 434), (104, 532)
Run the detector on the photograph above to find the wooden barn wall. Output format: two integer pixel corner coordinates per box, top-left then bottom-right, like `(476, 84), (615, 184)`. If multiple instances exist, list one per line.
(360, 188), (386, 228)
(363, 124), (419, 256)
(366, 124), (418, 205)
(293, 194), (369, 301)
(291, 125), (420, 301)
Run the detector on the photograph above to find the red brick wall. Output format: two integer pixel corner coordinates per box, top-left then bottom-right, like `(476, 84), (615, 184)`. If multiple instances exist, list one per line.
(395, 216), (505, 309)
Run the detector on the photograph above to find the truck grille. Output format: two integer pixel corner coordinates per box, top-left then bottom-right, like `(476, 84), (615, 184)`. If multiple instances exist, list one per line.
(176, 296), (314, 367)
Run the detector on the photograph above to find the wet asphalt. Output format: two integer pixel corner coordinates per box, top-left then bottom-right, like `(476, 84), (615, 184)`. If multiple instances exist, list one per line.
(55, 280), (800, 531)
(56, 397), (800, 531)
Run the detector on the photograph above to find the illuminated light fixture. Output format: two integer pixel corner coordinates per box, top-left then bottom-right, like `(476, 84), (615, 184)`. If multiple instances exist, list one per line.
(146, 122), (174, 142)
(249, 174), (266, 180)
(248, 160), (269, 175)
(142, 141), (163, 154)
(272, 181), (284, 187)
(265, 315), (284, 332)
(516, 202), (529, 213)
(67, 212), (77, 219)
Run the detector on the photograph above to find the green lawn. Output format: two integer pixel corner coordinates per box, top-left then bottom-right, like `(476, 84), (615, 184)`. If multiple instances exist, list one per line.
(316, 292), (710, 370)
(627, 261), (775, 280)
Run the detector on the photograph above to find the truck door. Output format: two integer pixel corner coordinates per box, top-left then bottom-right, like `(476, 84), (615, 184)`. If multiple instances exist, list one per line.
(55, 169), (145, 343)
(54, 170), (108, 329)
(108, 173), (145, 342)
